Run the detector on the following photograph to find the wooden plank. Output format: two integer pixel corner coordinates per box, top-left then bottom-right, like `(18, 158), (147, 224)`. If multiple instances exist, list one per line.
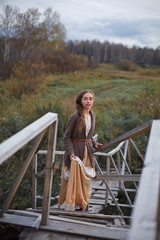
(95, 174), (140, 181)
(38, 150), (65, 155)
(24, 230), (94, 240)
(92, 185), (136, 192)
(89, 205), (104, 214)
(110, 203), (135, 208)
(41, 121), (58, 225)
(89, 199), (105, 205)
(0, 130), (46, 217)
(0, 112), (58, 164)
(40, 218), (128, 240)
(95, 120), (152, 152)
(27, 208), (122, 220)
(129, 120), (160, 240)
(0, 213), (40, 228)
(49, 215), (108, 228)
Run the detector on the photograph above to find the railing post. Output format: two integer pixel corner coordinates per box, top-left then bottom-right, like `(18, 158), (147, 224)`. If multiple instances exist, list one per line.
(105, 156), (110, 206)
(117, 151), (121, 190)
(128, 139), (132, 167)
(0, 130), (46, 217)
(41, 120), (58, 225)
(32, 154), (37, 209)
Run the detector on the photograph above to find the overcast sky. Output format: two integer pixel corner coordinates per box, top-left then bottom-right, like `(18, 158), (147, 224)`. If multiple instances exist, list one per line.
(0, 0), (160, 49)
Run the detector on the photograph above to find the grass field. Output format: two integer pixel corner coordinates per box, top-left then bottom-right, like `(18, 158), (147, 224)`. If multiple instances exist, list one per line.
(1, 63), (160, 142)
(0, 63), (160, 211)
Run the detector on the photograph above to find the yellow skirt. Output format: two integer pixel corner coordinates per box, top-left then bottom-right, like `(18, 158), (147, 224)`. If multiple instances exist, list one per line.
(58, 146), (95, 211)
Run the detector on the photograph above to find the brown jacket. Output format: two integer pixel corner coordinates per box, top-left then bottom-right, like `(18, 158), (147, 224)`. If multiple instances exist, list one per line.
(64, 111), (96, 168)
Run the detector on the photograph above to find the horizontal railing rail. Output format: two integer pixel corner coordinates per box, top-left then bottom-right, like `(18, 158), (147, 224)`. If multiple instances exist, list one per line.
(96, 120), (152, 152)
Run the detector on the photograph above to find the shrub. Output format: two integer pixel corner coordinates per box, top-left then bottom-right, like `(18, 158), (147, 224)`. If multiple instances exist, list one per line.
(0, 61), (14, 81)
(139, 69), (158, 77)
(9, 59), (46, 99)
(42, 49), (88, 73)
(117, 60), (135, 71)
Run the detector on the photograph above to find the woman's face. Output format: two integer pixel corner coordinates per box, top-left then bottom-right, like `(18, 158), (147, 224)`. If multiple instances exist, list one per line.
(81, 92), (94, 111)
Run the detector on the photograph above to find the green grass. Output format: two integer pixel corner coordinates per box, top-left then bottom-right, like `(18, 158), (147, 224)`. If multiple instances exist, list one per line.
(0, 63), (160, 212)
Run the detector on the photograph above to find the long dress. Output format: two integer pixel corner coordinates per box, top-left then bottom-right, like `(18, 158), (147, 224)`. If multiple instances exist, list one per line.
(58, 115), (96, 211)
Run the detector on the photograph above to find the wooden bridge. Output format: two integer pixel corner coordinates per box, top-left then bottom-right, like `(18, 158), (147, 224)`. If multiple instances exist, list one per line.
(0, 112), (159, 240)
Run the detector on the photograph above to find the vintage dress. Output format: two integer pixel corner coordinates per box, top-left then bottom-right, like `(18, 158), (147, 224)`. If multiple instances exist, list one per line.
(58, 111), (97, 211)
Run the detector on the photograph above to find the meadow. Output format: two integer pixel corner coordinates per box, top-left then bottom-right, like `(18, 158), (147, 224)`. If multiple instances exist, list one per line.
(0, 63), (160, 209)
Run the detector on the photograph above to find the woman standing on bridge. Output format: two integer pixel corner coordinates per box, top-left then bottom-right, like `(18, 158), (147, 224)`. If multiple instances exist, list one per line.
(58, 89), (102, 211)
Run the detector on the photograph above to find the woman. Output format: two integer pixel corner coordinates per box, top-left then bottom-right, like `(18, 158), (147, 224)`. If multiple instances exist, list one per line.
(58, 89), (102, 211)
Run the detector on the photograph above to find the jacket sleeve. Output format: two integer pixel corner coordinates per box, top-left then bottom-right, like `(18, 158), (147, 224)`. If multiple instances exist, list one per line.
(91, 111), (97, 147)
(64, 114), (76, 157)
(91, 137), (97, 147)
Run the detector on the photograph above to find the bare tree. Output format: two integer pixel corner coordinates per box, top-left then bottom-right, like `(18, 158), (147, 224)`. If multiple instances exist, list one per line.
(0, 5), (19, 61)
(15, 8), (41, 60)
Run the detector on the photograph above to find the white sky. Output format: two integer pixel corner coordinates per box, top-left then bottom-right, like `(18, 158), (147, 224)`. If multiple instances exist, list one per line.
(0, 0), (160, 49)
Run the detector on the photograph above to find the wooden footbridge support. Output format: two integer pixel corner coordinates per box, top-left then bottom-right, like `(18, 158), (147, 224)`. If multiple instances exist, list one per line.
(0, 112), (159, 240)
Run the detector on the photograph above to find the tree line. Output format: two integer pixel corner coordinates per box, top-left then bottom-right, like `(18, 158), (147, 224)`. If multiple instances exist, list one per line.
(0, 5), (160, 81)
(66, 40), (160, 65)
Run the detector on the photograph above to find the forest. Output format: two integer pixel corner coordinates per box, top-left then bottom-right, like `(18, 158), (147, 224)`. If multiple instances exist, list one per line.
(0, 5), (160, 211)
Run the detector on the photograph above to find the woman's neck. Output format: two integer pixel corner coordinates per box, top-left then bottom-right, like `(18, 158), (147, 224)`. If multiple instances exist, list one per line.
(83, 109), (90, 117)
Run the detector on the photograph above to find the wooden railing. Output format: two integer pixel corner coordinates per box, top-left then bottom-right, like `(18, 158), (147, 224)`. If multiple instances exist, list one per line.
(93, 120), (152, 217)
(128, 120), (160, 240)
(0, 112), (58, 225)
(31, 120), (152, 219)
(1, 114), (159, 239)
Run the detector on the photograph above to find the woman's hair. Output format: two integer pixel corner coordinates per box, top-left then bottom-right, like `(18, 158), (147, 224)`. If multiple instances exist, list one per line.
(76, 89), (95, 133)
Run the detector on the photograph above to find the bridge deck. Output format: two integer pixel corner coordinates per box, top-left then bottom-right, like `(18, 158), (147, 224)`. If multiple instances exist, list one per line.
(0, 209), (129, 240)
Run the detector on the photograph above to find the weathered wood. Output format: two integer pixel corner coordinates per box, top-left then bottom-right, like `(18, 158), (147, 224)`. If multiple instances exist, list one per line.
(32, 154), (37, 209)
(130, 138), (144, 162)
(41, 120), (58, 225)
(40, 218), (128, 240)
(0, 213), (41, 229)
(0, 130), (46, 217)
(24, 230), (88, 240)
(49, 214), (109, 228)
(95, 141), (125, 157)
(95, 158), (124, 216)
(120, 149), (138, 189)
(129, 120), (160, 240)
(92, 185), (136, 192)
(60, 215), (112, 226)
(37, 162), (60, 178)
(121, 140), (128, 175)
(38, 150), (65, 155)
(96, 120), (152, 152)
(0, 112), (58, 164)
(27, 208), (123, 220)
(105, 156), (110, 206)
(111, 156), (132, 207)
(110, 203), (135, 208)
(95, 174), (140, 181)
(117, 151), (121, 189)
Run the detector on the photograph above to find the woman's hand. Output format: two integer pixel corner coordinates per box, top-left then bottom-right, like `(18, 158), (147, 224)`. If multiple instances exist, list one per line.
(70, 154), (76, 160)
(94, 143), (103, 149)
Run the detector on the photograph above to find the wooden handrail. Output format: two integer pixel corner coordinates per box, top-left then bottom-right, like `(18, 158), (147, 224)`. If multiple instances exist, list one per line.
(95, 120), (152, 152)
(129, 120), (160, 239)
(0, 112), (57, 165)
(0, 112), (58, 225)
